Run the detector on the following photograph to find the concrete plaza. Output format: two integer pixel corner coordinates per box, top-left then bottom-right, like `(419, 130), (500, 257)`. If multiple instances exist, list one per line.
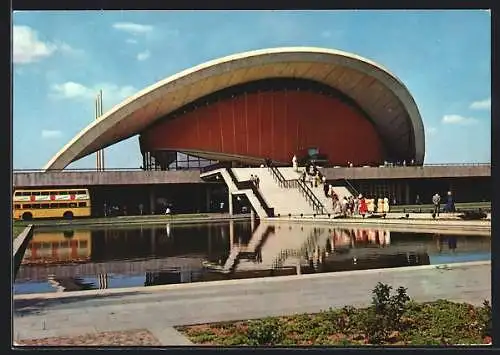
(14, 261), (490, 346)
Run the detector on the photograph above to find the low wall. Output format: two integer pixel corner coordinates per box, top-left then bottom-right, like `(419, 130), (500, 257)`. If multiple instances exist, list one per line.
(322, 165), (490, 180)
(13, 170), (204, 188)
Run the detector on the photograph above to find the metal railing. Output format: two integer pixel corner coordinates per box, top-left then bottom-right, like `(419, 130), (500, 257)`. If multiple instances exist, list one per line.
(268, 165), (326, 215)
(267, 165), (289, 188)
(342, 178), (360, 197)
(225, 168), (275, 218)
(296, 179), (327, 215)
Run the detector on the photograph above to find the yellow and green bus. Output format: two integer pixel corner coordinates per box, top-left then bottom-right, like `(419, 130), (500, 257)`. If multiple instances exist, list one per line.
(13, 188), (92, 220)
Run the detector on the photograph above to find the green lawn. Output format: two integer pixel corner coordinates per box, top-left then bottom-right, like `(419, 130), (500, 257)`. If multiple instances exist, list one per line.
(177, 283), (492, 346)
(390, 202), (490, 213)
(11, 213), (221, 228)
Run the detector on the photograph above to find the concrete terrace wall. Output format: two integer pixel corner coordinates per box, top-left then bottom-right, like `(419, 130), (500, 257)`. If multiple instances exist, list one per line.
(13, 171), (204, 188)
(322, 165), (490, 180)
(13, 165), (490, 188)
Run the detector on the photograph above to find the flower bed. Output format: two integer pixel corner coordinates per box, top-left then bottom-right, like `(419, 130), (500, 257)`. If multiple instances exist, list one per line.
(177, 283), (492, 346)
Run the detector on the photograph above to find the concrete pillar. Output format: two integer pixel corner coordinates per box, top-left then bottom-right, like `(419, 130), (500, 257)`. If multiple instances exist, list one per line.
(228, 193), (233, 216)
(405, 182), (410, 205)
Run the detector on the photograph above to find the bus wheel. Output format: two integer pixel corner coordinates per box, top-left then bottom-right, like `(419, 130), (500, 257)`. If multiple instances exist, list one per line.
(63, 211), (74, 220)
(22, 212), (33, 221)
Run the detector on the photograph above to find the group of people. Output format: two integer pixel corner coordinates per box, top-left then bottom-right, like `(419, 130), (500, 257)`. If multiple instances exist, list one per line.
(432, 191), (455, 217)
(301, 163), (324, 188)
(326, 188), (390, 218)
(250, 174), (261, 188)
(291, 154), (392, 217)
(383, 159), (416, 167)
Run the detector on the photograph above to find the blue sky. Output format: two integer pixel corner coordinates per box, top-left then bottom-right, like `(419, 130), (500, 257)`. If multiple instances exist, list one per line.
(12, 10), (491, 169)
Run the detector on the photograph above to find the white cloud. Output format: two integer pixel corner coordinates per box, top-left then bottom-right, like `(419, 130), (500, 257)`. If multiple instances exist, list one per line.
(13, 25), (82, 64)
(469, 97), (491, 110)
(126, 38), (138, 44)
(112, 22), (153, 35)
(137, 50), (150, 61)
(49, 81), (138, 105)
(41, 129), (62, 139)
(13, 25), (56, 64)
(442, 114), (477, 125)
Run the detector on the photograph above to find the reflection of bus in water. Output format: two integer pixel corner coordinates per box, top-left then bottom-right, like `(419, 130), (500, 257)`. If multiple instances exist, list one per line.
(22, 230), (92, 265)
(13, 188), (91, 221)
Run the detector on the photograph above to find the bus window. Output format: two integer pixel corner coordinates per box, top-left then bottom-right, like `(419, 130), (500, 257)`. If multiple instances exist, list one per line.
(49, 203), (58, 208)
(41, 203), (50, 208)
(80, 241), (88, 248)
(14, 204), (20, 209)
(33, 192), (41, 196)
(60, 241), (69, 248)
(14, 192), (21, 196)
(60, 191), (69, 195)
(77, 190), (87, 195)
(32, 204), (41, 209)
(49, 191), (58, 195)
(59, 203), (69, 208)
(41, 242), (51, 249)
(22, 192), (31, 196)
(78, 202), (87, 207)
(22, 204), (31, 209)
(69, 203), (77, 208)
(41, 191), (50, 196)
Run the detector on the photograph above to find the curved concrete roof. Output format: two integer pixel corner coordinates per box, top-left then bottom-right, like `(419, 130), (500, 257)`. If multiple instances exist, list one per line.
(44, 47), (425, 171)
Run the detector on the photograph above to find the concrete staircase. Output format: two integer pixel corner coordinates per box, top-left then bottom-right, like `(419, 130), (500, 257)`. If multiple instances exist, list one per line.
(200, 168), (269, 218)
(232, 168), (315, 216)
(277, 167), (355, 215)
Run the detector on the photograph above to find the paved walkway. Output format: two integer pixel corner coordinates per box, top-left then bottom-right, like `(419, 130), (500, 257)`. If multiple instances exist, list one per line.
(14, 261), (490, 345)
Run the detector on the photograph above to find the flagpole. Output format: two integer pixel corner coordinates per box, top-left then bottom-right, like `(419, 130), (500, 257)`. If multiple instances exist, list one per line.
(95, 95), (100, 171)
(100, 90), (105, 171)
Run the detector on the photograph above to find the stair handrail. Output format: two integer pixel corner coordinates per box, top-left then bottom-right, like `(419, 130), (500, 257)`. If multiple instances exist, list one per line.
(225, 168), (275, 217)
(343, 178), (360, 197)
(268, 165), (326, 214)
(267, 165), (290, 188)
(296, 179), (327, 215)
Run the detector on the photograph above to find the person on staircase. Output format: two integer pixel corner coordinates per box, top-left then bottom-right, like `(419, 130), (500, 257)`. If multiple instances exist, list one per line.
(323, 181), (330, 197)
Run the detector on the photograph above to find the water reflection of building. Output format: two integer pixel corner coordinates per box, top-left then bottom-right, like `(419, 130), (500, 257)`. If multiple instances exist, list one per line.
(20, 222), (478, 293)
(22, 230), (92, 265)
(202, 223), (430, 281)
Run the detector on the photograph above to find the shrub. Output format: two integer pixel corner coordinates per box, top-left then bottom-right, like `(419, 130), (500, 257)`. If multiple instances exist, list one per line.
(362, 282), (411, 344)
(247, 317), (285, 345)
